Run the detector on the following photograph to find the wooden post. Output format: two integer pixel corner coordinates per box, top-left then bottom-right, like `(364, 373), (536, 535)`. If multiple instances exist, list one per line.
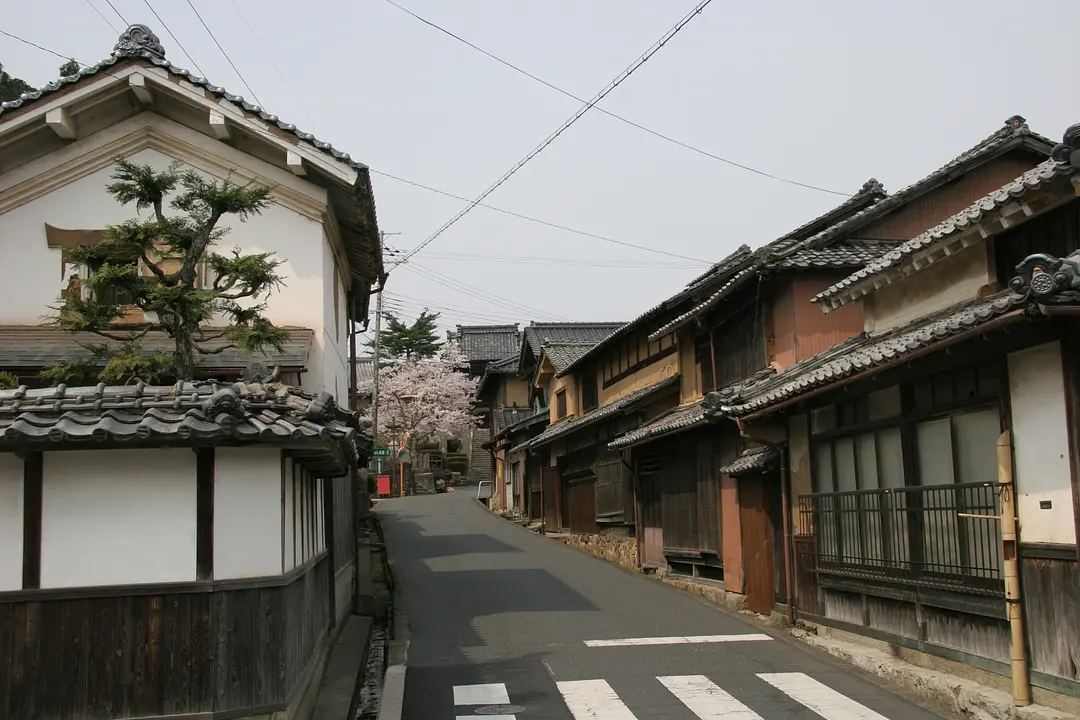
(780, 444), (794, 625)
(998, 430), (1030, 707)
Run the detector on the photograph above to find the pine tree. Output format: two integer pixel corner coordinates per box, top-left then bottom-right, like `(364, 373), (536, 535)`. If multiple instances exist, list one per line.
(367, 310), (443, 360)
(49, 157), (288, 383)
(0, 63), (34, 103)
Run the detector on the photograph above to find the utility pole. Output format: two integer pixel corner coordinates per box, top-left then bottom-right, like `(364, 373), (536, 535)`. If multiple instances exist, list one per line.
(370, 231), (402, 474)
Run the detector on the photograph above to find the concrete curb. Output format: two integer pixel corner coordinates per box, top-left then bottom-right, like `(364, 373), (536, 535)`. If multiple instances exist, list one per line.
(376, 666), (406, 720)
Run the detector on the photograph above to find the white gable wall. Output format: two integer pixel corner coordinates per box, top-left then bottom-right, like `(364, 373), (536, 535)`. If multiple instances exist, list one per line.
(0, 113), (351, 400)
(0, 454), (23, 591)
(214, 447), (283, 579)
(40, 448), (197, 588)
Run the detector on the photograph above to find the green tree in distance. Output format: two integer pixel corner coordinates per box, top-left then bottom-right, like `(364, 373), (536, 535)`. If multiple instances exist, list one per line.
(0, 63), (34, 103)
(59, 59), (79, 77)
(49, 157), (289, 383)
(366, 310), (443, 360)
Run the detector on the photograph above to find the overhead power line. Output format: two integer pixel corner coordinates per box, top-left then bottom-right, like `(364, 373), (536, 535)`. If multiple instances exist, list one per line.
(102, 0), (128, 25)
(371, 168), (709, 264)
(402, 250), (701, 269)
(1, 28), (709, 266)
(227, 0), (321, 134)
(182, 0), (263, 107)
(393, 0), (716, 266)
(404, 262), (569, 321)
(382, 0), (848, 198)
(141, 0), (207, 78)
(84, 0), (120, 33)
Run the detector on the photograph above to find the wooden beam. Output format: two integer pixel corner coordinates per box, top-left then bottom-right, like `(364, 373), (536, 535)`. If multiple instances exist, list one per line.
(22, 452), (42, 590)
(45, 107), (76, 139)
(209, 110), (230, 140)
(196, 448), (214, 581)
(286, 150), (306, 176)
(129, 74), (153, 104)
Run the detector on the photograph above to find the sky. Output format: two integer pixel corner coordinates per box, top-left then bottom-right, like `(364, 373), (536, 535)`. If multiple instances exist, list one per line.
(4, 0), (1080, 345)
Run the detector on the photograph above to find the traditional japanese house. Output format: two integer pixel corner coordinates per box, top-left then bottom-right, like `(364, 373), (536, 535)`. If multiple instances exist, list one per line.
(475, 353), (532, 511)
(0, 379), (373, 719)
(706, 131), (1080, 705)
(0, 25), (382, 406)
(0, 23), (382, 720)
(611, 115), (1055, 616)
(487, 404), (549, 519)
(447, 324), (522, 487)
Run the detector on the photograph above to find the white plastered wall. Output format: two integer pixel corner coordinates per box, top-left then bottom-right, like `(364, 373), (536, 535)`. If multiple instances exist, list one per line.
(0, 453), (23, 591)
(864, 245), (991, 334)
(214, 447), (284, 579)
(1008, 341), (1077, 545)
(41, 449), (197, 587)
(0, 114), (347, 397)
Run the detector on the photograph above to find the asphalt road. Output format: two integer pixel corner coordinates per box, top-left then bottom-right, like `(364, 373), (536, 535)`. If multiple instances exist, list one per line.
(378, 492), (949, 720)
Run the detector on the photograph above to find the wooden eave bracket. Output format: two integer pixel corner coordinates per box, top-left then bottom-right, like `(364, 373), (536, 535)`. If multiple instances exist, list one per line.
(287, 150), (306, 176)
(209, 110), (230, 140)
(129, 74), (153, 105)
(45, 107), (75, 140)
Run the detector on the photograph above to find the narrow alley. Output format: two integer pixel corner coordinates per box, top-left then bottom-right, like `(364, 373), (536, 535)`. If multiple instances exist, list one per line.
(379, 493), (946, 719)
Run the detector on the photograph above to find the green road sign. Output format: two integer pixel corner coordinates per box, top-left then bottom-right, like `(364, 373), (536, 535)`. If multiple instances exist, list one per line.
(373, 447), (390, 458)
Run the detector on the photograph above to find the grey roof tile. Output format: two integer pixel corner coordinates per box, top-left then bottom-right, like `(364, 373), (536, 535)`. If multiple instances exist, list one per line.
(608, 401), (706, 449)
(649, 117), (1053, 342)
(522, 323), (623, 358)
(717, 445), (781, 475)
(705, 291), (1027, 418)
(356, 356), (374, 383)
(526, 376), (679, 450)
(0, 326), (313, 371)
(451, 325), (521, 362)
(0, 25), (369, 176)
(814, 159), (1078, 306)
(542, 342), (596, 374)
(0, 380), (365, 476)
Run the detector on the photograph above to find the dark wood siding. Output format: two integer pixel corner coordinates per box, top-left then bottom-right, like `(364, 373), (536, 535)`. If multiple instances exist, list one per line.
(595, 452), (633, 523)
(0, 557), (330, 719)
(567, 479), (599, 534)
(739, 476), (775, 615)
(995, 197), (1080, 288)
(332, 475), (355, 574)
(1022, 553), (1080, 685)
(660, 435), (721, 560)
(542, 465), (559, 533)
(712, 309), (766, 390)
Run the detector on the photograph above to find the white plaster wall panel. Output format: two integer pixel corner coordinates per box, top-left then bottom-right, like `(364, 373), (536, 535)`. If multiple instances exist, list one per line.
(0, 454), (24, 591)
(307, 234), (349, 400)
(0, 143), (327, 339)
(214, 448), (283, 579)
(41, 449), (197, 588)
(317, 477), (325, 553)
(283, 457), (295, 571)
(865, 247), (990, 334)
(1008, 341), (1077, 545)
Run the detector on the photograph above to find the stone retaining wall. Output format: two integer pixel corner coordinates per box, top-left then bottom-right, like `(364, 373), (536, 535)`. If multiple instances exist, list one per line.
(561, 534), (638, 573)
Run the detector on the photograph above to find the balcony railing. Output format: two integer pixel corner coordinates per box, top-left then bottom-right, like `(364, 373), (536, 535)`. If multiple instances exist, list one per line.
(797, 481), (1005, 595)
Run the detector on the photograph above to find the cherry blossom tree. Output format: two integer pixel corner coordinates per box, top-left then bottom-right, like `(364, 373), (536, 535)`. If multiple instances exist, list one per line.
(357, 343), (479, 449)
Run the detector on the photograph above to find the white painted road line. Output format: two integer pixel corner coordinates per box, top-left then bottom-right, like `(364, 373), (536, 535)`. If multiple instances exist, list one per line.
(584, 633), (772, 647)
(453, 682), (510, 706)
(456, 717), (516, 720)
(658, 675), (764, 719)
(757, 673), (890, 719)
(557, 679), (639, 720)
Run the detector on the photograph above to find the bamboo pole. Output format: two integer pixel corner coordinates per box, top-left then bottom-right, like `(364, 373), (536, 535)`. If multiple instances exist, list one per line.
(997, 430), (1030, 707)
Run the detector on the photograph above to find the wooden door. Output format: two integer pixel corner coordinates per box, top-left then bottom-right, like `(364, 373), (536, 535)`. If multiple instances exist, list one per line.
(739, 475), (775, 615)
(542, 466), (559, 533)
(638, 453), (665, 568)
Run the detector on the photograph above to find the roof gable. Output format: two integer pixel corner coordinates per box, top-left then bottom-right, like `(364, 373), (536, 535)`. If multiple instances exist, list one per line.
(450, 324), (521, 363)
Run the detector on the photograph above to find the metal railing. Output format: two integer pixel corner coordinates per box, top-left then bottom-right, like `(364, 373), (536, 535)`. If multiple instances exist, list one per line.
(797, 481), (1005, 595)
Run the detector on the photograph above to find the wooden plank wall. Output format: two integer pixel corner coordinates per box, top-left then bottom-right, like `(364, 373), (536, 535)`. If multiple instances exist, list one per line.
(567, 478), (599, 534)
(1022, 554), (1080, 685)
(332, 475), (355, 574)
(0, 557), (331, 719)
(660, 436), (720, 558)
(542, 466), (559, 533)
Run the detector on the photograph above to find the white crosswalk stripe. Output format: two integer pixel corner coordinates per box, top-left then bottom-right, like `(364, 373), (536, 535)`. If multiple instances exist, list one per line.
(453, 682), (510, 705)
(584, 633), (772, 647)
(658, 675), (763, 719)
(758, 673), (890, 719)
(556, 679), (639, 720)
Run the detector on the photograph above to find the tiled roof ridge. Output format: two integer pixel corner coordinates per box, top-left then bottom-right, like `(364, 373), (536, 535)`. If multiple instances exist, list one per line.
(528, 321), (625, 327)
(0, 24), (368, 175)
(706, 290), (1027, 418)
(794, 114), (1053, 253)
(813, 158), (1077, 306)
(455, 324), (520, 331)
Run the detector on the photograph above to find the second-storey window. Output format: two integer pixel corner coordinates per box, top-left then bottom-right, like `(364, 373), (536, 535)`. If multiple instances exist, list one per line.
(581, 373), (598, 412)
(556, 389), (567, 419)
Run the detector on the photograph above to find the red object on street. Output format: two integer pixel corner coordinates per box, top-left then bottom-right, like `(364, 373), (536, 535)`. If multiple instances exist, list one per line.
(377, 474), (391, 496)
(446, 487), (455, 493)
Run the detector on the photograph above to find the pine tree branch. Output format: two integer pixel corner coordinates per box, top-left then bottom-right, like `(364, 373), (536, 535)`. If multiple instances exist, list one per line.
(194, 342), (237, 355)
